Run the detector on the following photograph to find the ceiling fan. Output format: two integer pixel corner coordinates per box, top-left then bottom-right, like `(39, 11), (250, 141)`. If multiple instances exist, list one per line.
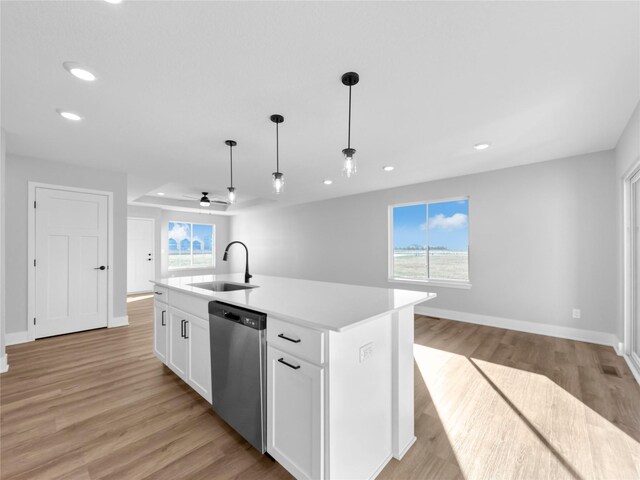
(181, 193), (229, 206)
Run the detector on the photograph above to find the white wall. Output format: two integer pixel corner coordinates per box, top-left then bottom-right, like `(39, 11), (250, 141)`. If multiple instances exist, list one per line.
(615, 101), (640, 342)
(127, 205), (232, 284)
(5, 155), (128, 335)
(0, 130), (7, 370)
(231, 150), (618, 338)
(616, 102), (640, 177)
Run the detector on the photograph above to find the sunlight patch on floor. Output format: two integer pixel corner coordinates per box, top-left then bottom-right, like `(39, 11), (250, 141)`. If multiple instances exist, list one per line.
(413, 344), (640, 480)
(127, 294), (154, 303)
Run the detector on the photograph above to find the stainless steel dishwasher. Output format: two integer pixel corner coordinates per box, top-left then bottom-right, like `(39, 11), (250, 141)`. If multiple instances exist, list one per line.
(209, 301), (267, 453)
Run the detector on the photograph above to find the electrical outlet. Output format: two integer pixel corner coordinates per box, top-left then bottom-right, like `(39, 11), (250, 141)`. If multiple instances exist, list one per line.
(572, 308), (581, 319)
(359, 342), (374, 363)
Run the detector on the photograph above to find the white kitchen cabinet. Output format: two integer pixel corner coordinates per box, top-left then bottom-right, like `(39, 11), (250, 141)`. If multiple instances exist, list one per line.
(153, 300), (168, 363)
(168, 307), (189, 379)
(267, 345), (324, 480)
(151, 276), (427, 480)
(160, 300), (212, 403)
(186, 314), (212, 403)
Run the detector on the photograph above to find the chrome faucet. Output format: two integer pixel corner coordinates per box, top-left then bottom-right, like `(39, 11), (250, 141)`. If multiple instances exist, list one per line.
(222, 241), (252, 284)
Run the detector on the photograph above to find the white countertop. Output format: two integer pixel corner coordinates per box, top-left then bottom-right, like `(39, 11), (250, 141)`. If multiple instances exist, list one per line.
(152, 273), (436, 332)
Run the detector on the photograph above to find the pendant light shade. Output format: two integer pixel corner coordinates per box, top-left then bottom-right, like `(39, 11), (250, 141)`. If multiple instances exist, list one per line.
(341, 72), (359, 178)
(199, 192), (211, 207)
(272, 172), (284, 193)
(225, 140), (237, 204)
(227, 187), (236, 204)
(270, 114), (284, 194)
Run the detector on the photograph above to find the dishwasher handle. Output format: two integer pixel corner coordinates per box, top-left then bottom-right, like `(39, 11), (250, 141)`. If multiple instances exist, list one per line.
(222, 310), (241, 322)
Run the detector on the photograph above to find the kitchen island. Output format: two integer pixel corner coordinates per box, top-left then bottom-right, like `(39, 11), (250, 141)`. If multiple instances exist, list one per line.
(151, 274), (435, 480)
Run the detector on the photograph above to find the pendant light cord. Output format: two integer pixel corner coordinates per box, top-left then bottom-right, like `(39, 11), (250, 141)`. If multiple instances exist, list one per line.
(347, 84), (352, 149)
(276, 121), (280, 173)
(229, 144), (233, 188)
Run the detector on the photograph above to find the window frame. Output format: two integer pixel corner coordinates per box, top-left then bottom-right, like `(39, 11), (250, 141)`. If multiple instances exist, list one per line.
(167, 221), (216, 271)
(387, 196), (471, 289)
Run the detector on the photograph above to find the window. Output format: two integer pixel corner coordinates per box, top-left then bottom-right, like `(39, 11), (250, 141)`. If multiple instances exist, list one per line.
(390, 198), (469, 285)
(168, 222), (215, 269)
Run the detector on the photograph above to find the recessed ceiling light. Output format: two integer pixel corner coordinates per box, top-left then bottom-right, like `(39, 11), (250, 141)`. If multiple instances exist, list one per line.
(63, 62), (96, 82)
(157, 192), (165, 196)
(382, 166), (395, 172)
(474, 142), (491, 150)
(57, 110), (83, 121)
(323, 180), (333, 185)
(104, 0), (122, 4)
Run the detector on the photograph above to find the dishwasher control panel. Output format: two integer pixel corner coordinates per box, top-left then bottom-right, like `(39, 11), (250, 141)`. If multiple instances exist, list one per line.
(243, 317), (260, 329)
(209, 301), (267, 331)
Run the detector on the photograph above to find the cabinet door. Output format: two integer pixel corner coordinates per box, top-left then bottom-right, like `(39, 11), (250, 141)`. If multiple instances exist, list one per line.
(168, 308), (188, 379)
(186, 315), (212, 403)
(153, 301), (168, 363)
(267, 346), (324, 480)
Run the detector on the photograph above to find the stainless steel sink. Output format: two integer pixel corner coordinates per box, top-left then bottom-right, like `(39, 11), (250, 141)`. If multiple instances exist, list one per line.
(189, 281), (258, 292)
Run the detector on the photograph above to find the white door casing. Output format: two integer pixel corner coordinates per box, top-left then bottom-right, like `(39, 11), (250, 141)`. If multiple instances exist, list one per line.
(127, 217), (155, 293)
(630, 170), (640, 372)
(34, 187), (108, 338)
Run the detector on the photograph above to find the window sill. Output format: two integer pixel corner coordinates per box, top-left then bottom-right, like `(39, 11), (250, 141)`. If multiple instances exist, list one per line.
(388, 278), (472, 290)
(168, 265), (216, 271)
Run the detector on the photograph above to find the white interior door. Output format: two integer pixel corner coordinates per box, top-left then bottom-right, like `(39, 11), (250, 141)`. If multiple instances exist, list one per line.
(631, 172), (640, 371)
(127, 217), (155, 293)
(35, 188), (108, 338)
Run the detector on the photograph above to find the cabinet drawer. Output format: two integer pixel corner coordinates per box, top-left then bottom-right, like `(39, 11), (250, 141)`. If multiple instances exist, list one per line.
(152, 285), (168, 303)
(267, 317), (324, 365)
(170, 291), (209, 319)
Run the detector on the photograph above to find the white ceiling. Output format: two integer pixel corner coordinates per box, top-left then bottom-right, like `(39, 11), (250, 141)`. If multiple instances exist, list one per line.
(1, 1), (638, 212)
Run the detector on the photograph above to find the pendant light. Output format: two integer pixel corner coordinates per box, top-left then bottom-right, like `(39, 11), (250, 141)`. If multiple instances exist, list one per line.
(270, 114), (284, 194)
(341, 71), (359, 178)
(199, 192), (210, 207)
(225, 140), (237, 204)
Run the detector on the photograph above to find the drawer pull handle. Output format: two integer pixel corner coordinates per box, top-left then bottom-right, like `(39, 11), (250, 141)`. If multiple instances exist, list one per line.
(278, 358), (300, 370)
(278, 333), (301, 343)
(161, 310), (166, 326)
(154, 291), (163, 295)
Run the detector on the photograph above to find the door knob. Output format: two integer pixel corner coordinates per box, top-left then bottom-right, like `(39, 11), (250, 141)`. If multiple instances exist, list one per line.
(94, 266), (106, 270)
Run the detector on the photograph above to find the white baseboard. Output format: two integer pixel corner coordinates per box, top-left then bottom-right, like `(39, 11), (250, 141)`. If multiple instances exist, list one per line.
(622, 354), (640, 384)
(5, 318), (129, 345)
(109, 315), (129, 328)
(615, 342), (624, 356)
(415, 306), (621, 351)
(395, 435), (417, 460)
(0, 354), (8, 373)
(369, 453), (393, 480)
(5, 330), (30, 346)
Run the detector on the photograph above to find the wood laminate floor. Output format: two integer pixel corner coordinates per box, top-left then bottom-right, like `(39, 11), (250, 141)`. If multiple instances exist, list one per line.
(1, 295), (639, 479)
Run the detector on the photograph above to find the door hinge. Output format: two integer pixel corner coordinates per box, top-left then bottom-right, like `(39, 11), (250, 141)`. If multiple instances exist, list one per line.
(33, 259), (36, 267)
(34, 317), (36, 325)
(34, 201), (36, 209)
